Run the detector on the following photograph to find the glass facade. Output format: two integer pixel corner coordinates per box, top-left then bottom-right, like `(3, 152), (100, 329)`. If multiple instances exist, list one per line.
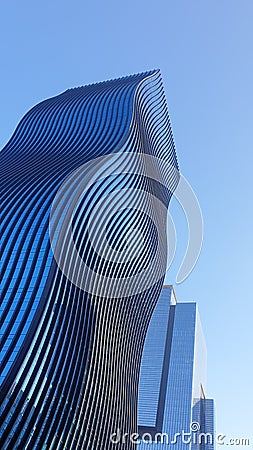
(138, 287), (215, 450)
(1, 71), (179, 449)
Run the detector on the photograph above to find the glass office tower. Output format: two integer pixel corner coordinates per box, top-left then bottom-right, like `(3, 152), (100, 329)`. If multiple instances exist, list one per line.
(138, 286), (215, 450)
(1, 71), (179, 449)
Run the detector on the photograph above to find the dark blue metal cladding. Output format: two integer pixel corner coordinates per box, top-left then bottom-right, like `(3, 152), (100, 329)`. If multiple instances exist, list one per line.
(1, 74), (141, 384)
(0, 70), (179, 449)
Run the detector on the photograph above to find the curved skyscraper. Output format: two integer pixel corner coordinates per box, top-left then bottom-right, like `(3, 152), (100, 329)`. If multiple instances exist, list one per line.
(0, 70), (179, 449)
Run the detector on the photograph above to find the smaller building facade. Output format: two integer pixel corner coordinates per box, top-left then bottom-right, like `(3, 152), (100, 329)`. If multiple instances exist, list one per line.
(137, 286), (215, 450)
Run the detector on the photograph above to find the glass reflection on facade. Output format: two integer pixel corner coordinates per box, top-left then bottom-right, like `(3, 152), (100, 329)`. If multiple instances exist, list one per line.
(0, 71), (179, 450)
(138, 286), (215, 450)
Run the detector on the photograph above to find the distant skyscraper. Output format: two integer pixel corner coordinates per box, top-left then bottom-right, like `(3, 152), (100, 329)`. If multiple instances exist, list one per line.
(137, 286), (215, 450)
(0, 71), (179, 449)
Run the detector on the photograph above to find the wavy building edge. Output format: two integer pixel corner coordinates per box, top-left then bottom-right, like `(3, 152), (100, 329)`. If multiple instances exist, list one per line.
(0, 70), (181, 449)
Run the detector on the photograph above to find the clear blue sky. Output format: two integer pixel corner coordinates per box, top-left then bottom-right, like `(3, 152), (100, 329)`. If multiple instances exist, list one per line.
(1, 0), (252, 446)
